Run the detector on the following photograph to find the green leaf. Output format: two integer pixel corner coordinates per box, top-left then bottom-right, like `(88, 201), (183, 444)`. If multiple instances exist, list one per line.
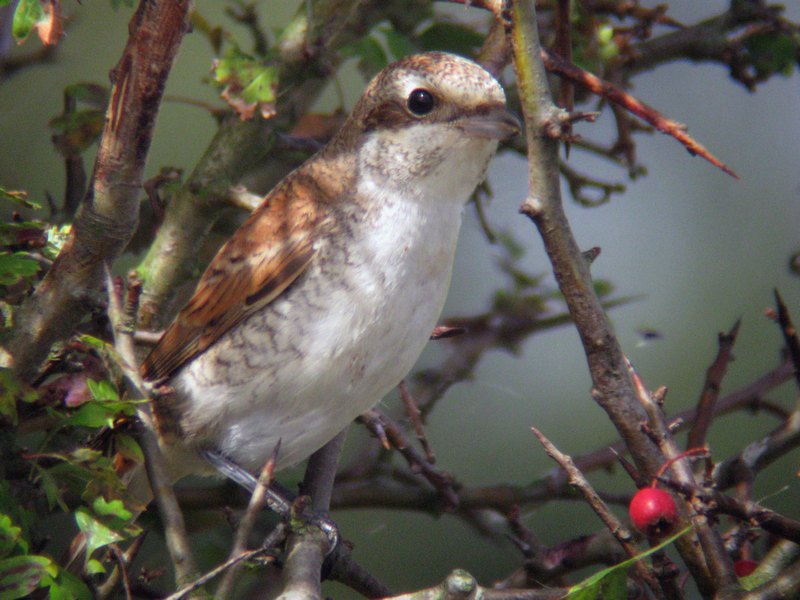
(597, 25), (620, 62)
(212, 43), (279, 119)
(341, 36), (388, 77)
(40, 448), (132, 506)
(380, 25), (416, 60)
(0, 368), (38, 426)
(68, 402), (116, 428)
(76, 334), (109, 351)
(63, 82), (108, 108)
(0, 220), (47, 249)
(74, 508), (123, 559)
(67, 378), (138, 427)
(0, 555), (53, 599)
(49, 110), (105, 155)
(84, 558), (106, 575)
(86, 378), (118, 403)
(0, 187), (40, 210)
(241, 69), (278, 106)
(114, 433), (143, 464)
(566, 525), (693, 599)
(47, 570), (92, 600)
(418, 22), (484, 56)
(44, 224), (71, 261)
(36, 467), (68, 512)
(12, 0), (44, 43)
(0, 485), (34, 548)
(746, 32), (797, 78)
(0, 514), (25, 558)
(0, 252), (40, 286)
(92, 497), (132, 522)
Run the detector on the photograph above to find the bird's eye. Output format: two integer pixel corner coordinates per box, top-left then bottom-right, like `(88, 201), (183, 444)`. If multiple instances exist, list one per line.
(407, 88), (435, 116)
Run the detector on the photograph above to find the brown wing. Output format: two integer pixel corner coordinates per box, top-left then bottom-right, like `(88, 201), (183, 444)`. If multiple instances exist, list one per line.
(140, 176), (325, 382)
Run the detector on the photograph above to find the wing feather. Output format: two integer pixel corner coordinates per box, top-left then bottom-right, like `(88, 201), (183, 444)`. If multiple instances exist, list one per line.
(141, 176), (326, 382)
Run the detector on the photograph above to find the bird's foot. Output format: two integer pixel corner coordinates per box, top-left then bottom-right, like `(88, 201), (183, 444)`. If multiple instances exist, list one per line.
(201, 449), (338, 553)
(288, 495), (339, 555)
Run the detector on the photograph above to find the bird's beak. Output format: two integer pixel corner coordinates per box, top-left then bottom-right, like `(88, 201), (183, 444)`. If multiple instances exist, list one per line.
(457, 105), (521, 141)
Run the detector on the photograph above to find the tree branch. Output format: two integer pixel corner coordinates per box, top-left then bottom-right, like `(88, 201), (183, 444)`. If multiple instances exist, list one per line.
(3, 0), (191, 380)
(507, 1), (723, 594)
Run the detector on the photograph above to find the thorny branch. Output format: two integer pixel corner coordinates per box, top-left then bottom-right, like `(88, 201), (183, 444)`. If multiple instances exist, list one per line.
(687, 320), (741, 450)
(530, 426), (663, 597)
(2, 0), (192, 379)
(105, 273), (199, 592)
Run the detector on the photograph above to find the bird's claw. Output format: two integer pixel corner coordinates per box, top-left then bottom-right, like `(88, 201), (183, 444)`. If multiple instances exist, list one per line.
(289, 495), (339, 555)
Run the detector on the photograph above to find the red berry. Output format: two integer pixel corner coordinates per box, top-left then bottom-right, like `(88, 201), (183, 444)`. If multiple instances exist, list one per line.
(734, 560), (758, 577)
(629, 487), (678, 538)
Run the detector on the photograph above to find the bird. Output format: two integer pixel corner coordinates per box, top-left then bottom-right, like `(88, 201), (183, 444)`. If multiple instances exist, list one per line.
(137, 51), (519, 498)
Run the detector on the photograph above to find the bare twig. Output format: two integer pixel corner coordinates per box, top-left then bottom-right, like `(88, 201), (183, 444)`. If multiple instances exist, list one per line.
(360, 408), (459, 510)
(627, 358), (743, 595)
(530, 427), (663, 597)
(398, 381), (436, 463)
(554, 0), (574, 154)
(477, 16), (510, 78)
(713, 409), (800, 491)
(104, 269), (200, 590)
(95, 533), (148, 599)
(508, 0), (663, 513)
(540, 47), (738, 178)
(662, 478), (800, 545)
(216, 447), (280, 599)
(163, 547), (277, 600)
(687, 319), (741, 450)
(508, 1), (729, 591)
(743, 557), (800, 600)
(109, 545), (132, 600)
(277, 519), (330, 600)
(276, 431), (348, 599)
(771, 290), (800, 393)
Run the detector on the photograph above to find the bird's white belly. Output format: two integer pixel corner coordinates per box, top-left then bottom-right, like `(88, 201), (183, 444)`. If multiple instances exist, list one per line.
(173, 187), (464, 473)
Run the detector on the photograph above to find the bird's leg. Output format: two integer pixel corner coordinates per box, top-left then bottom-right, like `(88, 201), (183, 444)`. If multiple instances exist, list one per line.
(201, 449), (338, 553)
(201, 449), (293, 515)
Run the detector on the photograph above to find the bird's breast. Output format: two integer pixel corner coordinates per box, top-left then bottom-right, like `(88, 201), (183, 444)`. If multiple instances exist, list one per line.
(171, 180), (466, 472)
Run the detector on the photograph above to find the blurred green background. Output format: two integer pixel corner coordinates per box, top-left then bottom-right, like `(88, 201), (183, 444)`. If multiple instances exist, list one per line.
(1, 0), (798, 596)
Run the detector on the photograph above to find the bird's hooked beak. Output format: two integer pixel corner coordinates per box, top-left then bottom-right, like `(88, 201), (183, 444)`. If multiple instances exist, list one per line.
(456, 104), (521, 141)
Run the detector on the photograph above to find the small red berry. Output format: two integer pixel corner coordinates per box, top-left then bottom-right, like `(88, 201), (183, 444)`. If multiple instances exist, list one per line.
(629, 487), (678, 538)
(734, 560), (758, 577)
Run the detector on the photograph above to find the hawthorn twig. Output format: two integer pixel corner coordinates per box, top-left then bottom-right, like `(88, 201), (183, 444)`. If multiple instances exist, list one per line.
(104, 268), (200, 591)
(687, 319), (741, 450)
(360, 408), (459, 510)
(398, 381), (435, 463)
(713, 408), (800, 491)
(771, 290), (800, 393)
(280, 431), (391, 599)
(540, 47), (738, 178)
(530, 426), (663, 597)
(163, 547), (277, 600)
(216, 447), (280, 599)
(662, 478), (800, 545)
(626, 356), (741, 593)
